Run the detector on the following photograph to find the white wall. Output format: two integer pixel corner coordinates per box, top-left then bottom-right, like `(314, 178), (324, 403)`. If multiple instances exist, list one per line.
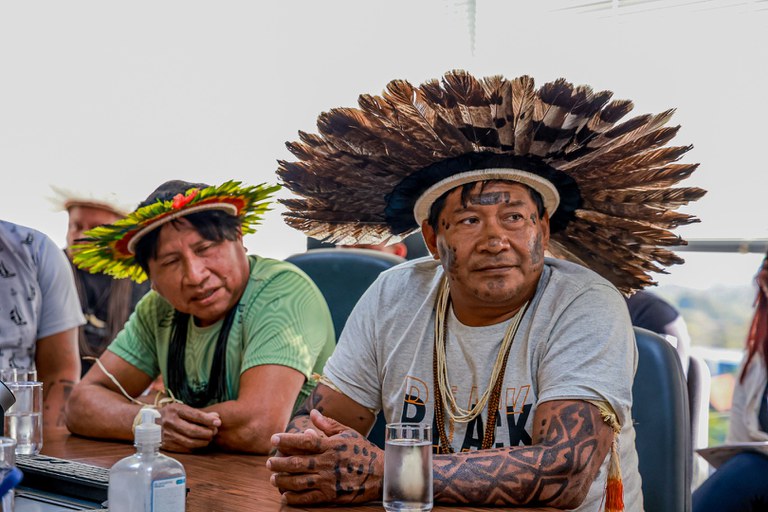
(0, 1), (765, 285)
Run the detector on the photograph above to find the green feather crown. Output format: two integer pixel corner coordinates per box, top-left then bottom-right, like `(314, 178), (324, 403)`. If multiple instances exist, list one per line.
(72, 180), (281, 283)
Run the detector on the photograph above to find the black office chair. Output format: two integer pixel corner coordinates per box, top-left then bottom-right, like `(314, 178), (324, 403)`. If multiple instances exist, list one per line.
(285, 247), (406, 448)
(306, 234), (429, 261)
(631, 326), (692, 512)
(687, 353), (712, 489)
(286, 248), (405, 340)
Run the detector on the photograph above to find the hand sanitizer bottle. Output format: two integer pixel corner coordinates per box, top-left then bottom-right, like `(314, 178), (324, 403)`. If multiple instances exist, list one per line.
(108, 408), (186, 512)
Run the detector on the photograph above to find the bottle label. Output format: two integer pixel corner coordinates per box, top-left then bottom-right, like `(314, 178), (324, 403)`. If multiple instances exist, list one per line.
(151, 476), (186, 511)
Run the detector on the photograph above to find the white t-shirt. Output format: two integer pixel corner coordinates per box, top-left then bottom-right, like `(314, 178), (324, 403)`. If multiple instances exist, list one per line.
(0, 221), (85, 369)
(324, 256), (643, 511)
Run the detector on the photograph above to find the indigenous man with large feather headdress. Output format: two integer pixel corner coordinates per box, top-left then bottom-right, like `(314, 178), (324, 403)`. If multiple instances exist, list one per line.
(268, 71), (705, 511)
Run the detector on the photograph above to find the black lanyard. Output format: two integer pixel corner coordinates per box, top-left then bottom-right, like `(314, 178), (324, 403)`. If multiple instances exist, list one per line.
(166, 304), (239, 408)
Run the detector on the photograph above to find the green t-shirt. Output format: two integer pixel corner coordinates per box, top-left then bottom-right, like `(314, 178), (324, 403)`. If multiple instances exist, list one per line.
(108, 255), (335, 408)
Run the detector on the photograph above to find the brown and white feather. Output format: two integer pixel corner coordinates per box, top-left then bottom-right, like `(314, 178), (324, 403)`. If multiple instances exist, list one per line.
(278, 70), (705, 293)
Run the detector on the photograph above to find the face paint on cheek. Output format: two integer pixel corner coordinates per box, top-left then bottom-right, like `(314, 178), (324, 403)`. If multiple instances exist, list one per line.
(473, 287), (489, 298)
(469, 192), (511, 206)
(437, 240), (458, 273)
(529, 231), (543, 267)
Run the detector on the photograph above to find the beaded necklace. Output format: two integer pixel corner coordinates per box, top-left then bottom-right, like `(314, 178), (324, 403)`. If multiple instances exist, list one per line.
(432, 276), (529, 453)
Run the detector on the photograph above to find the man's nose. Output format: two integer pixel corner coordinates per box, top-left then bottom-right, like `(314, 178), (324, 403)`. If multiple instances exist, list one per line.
(478, 220), (511, 253)
(182, 257), (209, 286)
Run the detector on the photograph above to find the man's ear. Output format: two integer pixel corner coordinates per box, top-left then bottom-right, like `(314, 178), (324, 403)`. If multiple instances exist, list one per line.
(391, 242), (408, 259)
(420, 220), (440, 260)
(235, 226), (246, 249)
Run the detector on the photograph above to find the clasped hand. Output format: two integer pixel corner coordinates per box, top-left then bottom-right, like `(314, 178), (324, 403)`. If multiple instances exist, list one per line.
(267, 409), (384, 505)
(158, 402), (221, 452)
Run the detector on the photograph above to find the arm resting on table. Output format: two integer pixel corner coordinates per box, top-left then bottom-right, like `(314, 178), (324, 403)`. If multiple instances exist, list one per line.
(204, 364), (308, 454)
(67, 352), (221, 453)
(65, 351), (152, 441)
(36, 328), (81, 434)
(433, 399), (613, 508)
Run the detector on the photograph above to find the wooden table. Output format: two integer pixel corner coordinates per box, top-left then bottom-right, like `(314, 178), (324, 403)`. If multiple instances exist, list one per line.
(41, 432), (554, 512)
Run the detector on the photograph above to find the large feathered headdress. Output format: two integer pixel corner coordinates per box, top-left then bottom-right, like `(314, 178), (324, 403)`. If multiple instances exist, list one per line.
(278, 70), (705, 293)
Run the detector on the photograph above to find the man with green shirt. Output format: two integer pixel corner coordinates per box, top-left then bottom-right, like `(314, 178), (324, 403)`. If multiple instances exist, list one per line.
(66, 180), (335, 454)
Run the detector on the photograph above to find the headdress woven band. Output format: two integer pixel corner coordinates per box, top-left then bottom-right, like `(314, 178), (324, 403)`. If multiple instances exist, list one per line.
(278, 70), (706, 293)
(72, 180), (281, 283)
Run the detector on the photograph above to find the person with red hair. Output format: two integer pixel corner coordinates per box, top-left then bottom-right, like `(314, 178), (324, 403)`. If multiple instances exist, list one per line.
(693, 252), (768, 511)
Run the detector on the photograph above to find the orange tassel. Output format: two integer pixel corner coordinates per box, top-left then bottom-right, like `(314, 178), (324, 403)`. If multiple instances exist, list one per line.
(604, 436), (624, 512)
(605, 477), (624, 511)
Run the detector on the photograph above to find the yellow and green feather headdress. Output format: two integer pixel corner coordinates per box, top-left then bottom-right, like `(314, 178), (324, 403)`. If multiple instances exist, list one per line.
(72, 180), (280, 283)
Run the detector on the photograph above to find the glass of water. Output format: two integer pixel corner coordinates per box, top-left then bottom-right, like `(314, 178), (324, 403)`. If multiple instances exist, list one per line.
(0, 369), (36, 384)
(383, 422), (433, 512)
(0, 437), (16, 512)
(4, 382), (43, 456)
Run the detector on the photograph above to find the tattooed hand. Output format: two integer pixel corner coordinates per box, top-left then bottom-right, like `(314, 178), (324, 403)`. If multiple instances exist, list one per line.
(267, 409), (384, 505)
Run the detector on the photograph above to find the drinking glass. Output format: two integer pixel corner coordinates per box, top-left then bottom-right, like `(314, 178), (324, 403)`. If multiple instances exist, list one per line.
(4, 382), (43, 456)
(0, 369), (37, 384)
(0, 437), (16, 511)
(383, 422), (433, 512)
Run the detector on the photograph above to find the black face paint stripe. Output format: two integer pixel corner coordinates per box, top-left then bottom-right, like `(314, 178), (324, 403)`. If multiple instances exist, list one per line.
(468, 192), (511, 206)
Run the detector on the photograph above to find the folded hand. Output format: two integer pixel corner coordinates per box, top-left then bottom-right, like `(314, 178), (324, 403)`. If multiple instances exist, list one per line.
(158, 403), (221, 452)
(267, 409), (384, 505)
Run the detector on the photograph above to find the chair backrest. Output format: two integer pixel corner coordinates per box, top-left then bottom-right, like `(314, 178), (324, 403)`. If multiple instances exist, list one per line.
(687, 353), (712, 489)
(632, 326), (692, 512)
(285, 248), (405, 449)
(285, 248), (405, 340)
(306, 234), (430, 261)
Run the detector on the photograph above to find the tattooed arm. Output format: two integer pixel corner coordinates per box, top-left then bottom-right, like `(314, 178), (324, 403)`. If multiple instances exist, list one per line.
(35, 327), (81, 434)
(284, 383), (376, 435)
(271, 391), (611, 507)
(434, 399), (613, 508)
(268, 384), (381, 505)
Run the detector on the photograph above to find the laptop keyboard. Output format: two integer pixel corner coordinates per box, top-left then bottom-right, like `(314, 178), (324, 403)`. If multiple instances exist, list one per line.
(15, 454), (109, 504)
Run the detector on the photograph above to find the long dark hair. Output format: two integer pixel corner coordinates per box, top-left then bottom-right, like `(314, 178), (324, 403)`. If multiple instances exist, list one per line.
(740, 254), (768, 383)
